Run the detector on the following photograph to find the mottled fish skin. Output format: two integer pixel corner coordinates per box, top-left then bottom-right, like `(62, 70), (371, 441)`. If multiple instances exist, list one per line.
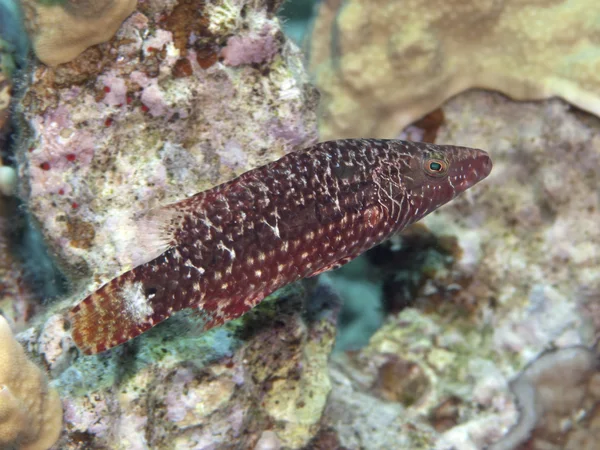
(70, 139), (492, 354)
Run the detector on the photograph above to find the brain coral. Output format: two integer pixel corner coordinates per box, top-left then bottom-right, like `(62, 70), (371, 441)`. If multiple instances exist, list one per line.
(308, 0), (600, 139)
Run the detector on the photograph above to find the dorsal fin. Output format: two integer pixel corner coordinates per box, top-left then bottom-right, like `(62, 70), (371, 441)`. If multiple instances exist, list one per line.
(110, 202), (184, 269)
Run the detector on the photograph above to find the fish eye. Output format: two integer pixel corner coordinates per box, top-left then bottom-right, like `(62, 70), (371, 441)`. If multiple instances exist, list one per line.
(424, 158), (448, 177)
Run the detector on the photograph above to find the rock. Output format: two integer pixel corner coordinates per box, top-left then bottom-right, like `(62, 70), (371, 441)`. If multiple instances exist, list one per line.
(321, 91), (600, 449)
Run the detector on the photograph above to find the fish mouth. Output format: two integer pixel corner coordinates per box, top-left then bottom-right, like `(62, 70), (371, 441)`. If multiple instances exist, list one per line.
(478, 151), (493, 178)
(455, 149), (493, 192)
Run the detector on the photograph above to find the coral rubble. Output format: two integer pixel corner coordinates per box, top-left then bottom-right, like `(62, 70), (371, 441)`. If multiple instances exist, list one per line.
(308, 0), (600, 139)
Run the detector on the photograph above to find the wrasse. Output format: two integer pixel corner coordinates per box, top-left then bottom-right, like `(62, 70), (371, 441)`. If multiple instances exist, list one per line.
(70, 139), (492, 354)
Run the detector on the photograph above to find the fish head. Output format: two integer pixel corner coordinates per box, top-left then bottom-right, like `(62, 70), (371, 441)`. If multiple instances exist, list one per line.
(394, 142), (492, 219)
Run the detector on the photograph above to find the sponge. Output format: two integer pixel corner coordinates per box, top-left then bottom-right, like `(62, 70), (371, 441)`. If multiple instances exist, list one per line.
(0, 315), (62, 450)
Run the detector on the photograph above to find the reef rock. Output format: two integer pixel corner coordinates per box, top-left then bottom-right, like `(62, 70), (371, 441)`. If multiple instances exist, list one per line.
(10, 0), (329, 447)
(321, 91), (600, 449)
(15, 0), (318, 290)
(20, 285), (337, 449)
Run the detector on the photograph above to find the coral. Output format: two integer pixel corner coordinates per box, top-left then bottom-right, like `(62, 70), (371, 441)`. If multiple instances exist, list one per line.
(0, 161), (17, 196)
(21, 0), (137, 66)
(0, 315), (62, 450)
(308, 0), (600, 139)
(0, 166), (16, 198)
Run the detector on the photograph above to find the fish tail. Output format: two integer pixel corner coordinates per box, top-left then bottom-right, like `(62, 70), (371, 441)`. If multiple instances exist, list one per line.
(70, 269), (167, 355)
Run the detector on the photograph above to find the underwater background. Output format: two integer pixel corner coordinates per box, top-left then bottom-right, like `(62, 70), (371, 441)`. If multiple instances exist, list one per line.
(1, 0), (600, 449)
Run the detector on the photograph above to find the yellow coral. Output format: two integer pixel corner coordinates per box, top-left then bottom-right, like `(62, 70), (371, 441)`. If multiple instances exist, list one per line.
(0, 316), (62, 450)
(309, 0), (600, 139)
(22, 0), (137, 66)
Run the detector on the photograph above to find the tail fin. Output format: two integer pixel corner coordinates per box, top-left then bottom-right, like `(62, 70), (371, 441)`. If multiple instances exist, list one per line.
(70, 269), (168, 355)
(70, 201), (187, 355)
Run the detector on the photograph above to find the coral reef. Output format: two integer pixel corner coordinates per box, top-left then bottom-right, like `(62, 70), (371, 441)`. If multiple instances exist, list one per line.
(24, 285), (337, 449)
(318, 91), (600, 448)
(10, 0), (600, 447)
(308, 0), (600, 139)
(21, 0), (137, 66)
(0, 315), (62, 450)
(16, 0), (318, 290)
(11, 0), (334, 447)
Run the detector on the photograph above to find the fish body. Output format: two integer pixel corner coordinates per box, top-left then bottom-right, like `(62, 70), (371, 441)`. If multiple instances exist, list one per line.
(71, 139), (492, 354)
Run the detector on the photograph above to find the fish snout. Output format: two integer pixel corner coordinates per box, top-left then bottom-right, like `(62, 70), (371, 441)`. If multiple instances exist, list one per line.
(453, 149), (493, 192)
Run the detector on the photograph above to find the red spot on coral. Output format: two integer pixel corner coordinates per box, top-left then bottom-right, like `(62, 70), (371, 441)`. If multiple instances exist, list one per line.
(147, 46), (156, 52)
(103, 86), (111, 93)
(126, 96), (133, 105)
(28, 147), (34, 152)
(40, 162), (50, 171)
(66, 154), (76, 162)
(58, 189), (65, 195)
(71, 202), (79, 209)
(105, 118), (113, 127)
(141, 104), (149, 113)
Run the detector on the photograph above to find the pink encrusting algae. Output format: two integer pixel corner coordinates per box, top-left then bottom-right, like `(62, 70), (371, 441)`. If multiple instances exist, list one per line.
(70, 139), (492, 354)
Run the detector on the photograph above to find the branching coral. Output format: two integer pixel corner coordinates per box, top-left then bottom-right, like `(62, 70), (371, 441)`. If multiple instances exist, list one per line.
(309, 0), (600, 139)
(0, 315), (62, 450)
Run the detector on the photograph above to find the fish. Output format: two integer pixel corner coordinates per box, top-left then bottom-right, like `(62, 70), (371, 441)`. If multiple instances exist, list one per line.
(70, 139), (492, 354)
